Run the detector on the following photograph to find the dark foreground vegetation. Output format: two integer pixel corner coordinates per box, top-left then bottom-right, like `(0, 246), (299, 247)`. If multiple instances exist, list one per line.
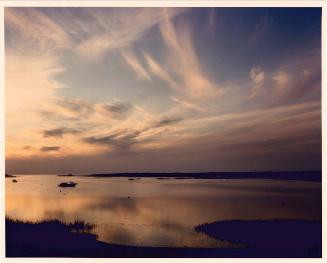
(196, 219), (322, 257)
(88, 171), (321, 182)
(6, 217), (322, 257)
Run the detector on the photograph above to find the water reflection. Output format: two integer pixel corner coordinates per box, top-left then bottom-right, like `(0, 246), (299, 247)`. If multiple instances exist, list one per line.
(6, 175), (321, 247)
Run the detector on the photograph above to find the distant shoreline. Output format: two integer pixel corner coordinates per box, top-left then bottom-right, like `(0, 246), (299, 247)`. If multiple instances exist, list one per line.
(5, 174), (16, 178)
(5, 171), (321, 182)
(85, 171), (321, 182)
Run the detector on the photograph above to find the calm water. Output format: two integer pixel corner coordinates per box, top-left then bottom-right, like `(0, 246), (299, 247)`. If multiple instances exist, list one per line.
(6, 175), (321, 248)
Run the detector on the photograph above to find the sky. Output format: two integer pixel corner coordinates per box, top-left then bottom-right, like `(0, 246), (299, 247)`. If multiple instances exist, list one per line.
(5, 7), (322, 174)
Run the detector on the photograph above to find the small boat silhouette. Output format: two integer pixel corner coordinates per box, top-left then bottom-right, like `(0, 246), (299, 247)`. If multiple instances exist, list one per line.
(58, 181), (77, 187)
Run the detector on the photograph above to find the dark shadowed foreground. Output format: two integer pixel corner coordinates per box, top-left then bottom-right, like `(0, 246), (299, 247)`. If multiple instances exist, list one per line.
(196, 220), (322, 257)
(6, 218), (322, 257)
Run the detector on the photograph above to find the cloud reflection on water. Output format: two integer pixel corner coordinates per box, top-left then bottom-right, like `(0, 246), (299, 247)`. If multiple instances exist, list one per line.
(6, 176), (321, 247)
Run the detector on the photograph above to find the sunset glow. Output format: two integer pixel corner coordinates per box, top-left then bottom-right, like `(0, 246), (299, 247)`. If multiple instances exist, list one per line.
(5, 7), (321, 174)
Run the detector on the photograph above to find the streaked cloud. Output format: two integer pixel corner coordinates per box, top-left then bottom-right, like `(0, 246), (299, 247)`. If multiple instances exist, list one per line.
(101, 102), (132, 116)
(4, 7), (321, 173)
(75, 8), (187, 58)
(159, 8), (219, 99)
(42, 127), (81, 138)
(144, 52), (177, 89)
(56, 99), (132, 120)
(40, 146), (61, 152)
(171, 96), (204, 112)
(82, 115), (184, 151)
(83, 131), (139, 150)
(121, 50), (151, 81)
(155, 116), (183, 128)
(5, 8), (70, 53)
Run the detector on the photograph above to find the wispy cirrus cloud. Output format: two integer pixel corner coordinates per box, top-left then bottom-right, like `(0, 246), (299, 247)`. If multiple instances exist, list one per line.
(75, 8), (187, 58)
(121, 50), (151, 81)
(159, 8), (219, 99)
(5, 7), (321, 173)
(143, 52), (177, 89)
(118, 8), (220, 100)
(5, 7), (187, 57)
(5, 8), (70, 54)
